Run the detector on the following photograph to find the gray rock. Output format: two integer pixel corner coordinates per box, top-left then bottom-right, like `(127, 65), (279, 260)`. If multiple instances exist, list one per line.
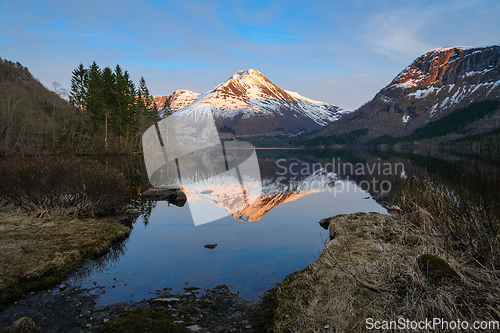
(319, 217), (330, 230)
(186, 324), (204, 332)
(155, 297), (180, 302)
(176, 190), (187, 200)
(135, 303), (151, 310)
(184, 286), (201, 292)
(232, 311), (243, 321)
(10, 317), (41, 333)
(157, 185), (181, 190)
(232, 301), (244, 308)
(125, 208), (140, 216)
(142, 186), (179, 198)
(58, 284), (68, 291)
(121, 204), (134, 212)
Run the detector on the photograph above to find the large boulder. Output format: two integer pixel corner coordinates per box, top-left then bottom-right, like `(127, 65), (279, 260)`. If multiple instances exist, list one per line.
(141, 185), (181, 199)
(141, 185), (186, 207)
(417, 253), (459, 283)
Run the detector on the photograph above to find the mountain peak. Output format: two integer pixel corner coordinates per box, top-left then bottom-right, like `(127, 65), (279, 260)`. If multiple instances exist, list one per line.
(203, 68), (294, 106)
(425, 46), (472, 55)
(388, 45), (500, 89)
(231, 69), (260, 80)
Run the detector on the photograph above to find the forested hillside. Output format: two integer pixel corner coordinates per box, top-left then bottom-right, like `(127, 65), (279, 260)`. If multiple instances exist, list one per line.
(0, 58), (158, 154)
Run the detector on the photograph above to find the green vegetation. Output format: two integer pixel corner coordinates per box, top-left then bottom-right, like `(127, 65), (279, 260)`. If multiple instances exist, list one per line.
(253, 286), (279, 332)
(219, 124), (235, 135)
(447, 127), (500, 144)
(92, 308), (189, 333)
(248, 128), (369, 147)
(303, 128), (369, 146)
(368, 100), (500, 144)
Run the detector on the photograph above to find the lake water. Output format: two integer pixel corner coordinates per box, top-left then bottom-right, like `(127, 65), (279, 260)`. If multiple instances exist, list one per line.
(66, 148), (422, 305)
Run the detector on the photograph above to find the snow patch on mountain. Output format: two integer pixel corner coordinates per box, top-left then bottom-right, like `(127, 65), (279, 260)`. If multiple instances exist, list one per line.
(284, 90), (322, 104)
(407, 86), (442, 99)
(427, 46), (472, 54)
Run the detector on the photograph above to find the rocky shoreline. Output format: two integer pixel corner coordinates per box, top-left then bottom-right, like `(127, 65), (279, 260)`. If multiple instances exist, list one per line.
(0, 284), (259, 332)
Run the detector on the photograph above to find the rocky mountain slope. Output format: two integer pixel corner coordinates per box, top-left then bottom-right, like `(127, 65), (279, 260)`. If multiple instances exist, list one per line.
(156, 69), (347, 137)
(316, 45), (500, 141)
(154, 90), (199, 111)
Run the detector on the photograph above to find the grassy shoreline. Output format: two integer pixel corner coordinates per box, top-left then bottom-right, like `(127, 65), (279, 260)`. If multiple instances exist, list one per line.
(259, 211), (500, 332)
(0, 205), (130, 310)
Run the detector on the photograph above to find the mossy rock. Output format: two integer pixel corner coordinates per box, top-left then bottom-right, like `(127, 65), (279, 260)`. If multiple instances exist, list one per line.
(417, 254), (460, 283)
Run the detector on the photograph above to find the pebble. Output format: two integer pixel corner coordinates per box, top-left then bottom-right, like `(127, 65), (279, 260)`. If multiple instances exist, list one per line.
(155, 297), (180, 302)
(186, 324), (204, 332)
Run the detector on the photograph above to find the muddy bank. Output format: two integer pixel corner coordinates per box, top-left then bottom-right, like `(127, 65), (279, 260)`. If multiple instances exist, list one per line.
(0, 204), (132, 310)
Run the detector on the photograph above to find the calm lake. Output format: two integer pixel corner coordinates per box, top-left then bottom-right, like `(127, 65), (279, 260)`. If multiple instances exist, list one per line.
(66, 146), (480, 306)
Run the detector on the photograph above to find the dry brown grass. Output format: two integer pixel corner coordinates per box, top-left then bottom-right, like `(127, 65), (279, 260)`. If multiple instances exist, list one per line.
(270, 212), (500, 332)
(0, 204), (130, 307)
(0, 155), (127, 217)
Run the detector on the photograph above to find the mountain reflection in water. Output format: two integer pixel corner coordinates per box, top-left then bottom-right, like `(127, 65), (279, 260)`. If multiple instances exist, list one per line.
(68, 149), (394, 305)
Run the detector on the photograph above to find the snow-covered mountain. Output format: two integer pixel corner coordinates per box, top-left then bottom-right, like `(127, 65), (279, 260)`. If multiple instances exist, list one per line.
(316, 45), (500, 140)
(156, 69), (347, 137)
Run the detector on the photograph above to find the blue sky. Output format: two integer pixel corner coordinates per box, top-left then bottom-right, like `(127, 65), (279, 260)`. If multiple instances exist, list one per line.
(1, 0), (499, 110)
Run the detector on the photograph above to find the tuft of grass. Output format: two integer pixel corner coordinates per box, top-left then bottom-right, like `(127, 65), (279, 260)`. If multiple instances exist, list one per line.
(253, 286), (279, 332)
(92, 308), (189, 333)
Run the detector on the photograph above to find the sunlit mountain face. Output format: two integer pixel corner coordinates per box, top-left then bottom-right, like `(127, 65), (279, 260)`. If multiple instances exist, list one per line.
(155, 69), (349, 137)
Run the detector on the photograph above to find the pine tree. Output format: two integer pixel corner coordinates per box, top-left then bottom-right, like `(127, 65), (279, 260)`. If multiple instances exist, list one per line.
(162, 97), (172, 118)
(69, 64), (87, 110)
(138, 76), (159, 123)
(101, 66), (116, 150)
(86, 61), (104, 126)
